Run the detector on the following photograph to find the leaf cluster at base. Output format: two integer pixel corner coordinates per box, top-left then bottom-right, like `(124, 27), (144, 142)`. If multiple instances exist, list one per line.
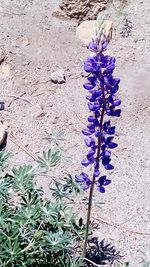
(0, 151), (85, 267)
(0, 150), (121, 267)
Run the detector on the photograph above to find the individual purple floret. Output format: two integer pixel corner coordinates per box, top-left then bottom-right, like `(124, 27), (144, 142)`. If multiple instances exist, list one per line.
(97, 176), (111, 193)
(76, 37), (121, 193)
(76, 172), (92, 190)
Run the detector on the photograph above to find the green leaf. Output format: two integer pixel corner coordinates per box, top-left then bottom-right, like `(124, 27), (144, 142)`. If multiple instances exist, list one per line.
(0, 149), (89, 266)
(42, 230), (73, 253)
(10, 165), (36, 192)
(0, 151), (11, 172)
(37, 149), (61, 170)
(51, 175), (82, 199)
(0, 179), (10, 202)
(45, 130), (65, 145)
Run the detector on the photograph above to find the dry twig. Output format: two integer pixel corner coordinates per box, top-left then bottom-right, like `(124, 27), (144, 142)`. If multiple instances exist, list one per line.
(94, 216), (150, 236)
(9, 132), (38, 161)
(0, 94), (32, 105)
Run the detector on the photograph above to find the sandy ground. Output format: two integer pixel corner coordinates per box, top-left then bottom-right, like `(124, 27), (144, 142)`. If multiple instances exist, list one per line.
(0, 0), (150, 265)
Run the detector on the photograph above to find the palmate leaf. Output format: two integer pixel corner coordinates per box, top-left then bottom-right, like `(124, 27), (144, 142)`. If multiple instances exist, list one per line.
(20, 189), (41, 207)
(42, 230), (73, 253)
(14, 205), (42, 225)
(42, 201), (62, 220)
(41, 201), (77, 230)
(0, 200), (11, 228)
(51, 175), (82, 201)
(60, 151), (73, 165)
(50, 182), (68, 201)
(41, 201), (68, 228)
(0, 179), (10, 201)
(13, 189), (42, 226)
(63, 175), (82, 196)
(45, 130), (65, 145)
(10, 165), (36, 192)
(14, 192), (42, 225)
(37, 149), (61, 170)
(2, 237), (22, 258)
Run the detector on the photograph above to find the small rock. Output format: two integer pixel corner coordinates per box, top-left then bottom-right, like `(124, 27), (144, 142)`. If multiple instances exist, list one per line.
(0, 101), (5, 111)
(36, 112), (47, 119)
(133, 37), (138, 43)
(20, 36), (30, 47)
(23, 61), (31, 66)
(0, 49), (5, 65)
(50, 69), (66, 84)
(0, 122), (7, 150)
(48, 103), (53, 107)
(52, 116), (59, 124)
(44, 25), (51, 30)
(0, 63), (11, 79)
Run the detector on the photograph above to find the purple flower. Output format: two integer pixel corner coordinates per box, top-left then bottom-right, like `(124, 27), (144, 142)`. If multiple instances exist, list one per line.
(88, 40), (99, 52)
(83, 83), (95, 90)
(84, 137), (95, 147)
(84, 56), (99, 73)
(76, 35), (121, 193)
(76, 173), (92, 190)
(82, 129), (94, 136)
(81, 159), (91, 167)
(97, 176), (111, 193)
(88, 116), (98, 123)
(88, 38), (108, 53)
(87, 148), (96, 159)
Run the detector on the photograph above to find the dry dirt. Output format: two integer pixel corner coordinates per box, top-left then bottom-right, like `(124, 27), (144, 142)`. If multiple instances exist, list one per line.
(0, 0), (150, 266)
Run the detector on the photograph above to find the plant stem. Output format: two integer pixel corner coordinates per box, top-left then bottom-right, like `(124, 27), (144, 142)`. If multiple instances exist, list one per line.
(82, 173), (96, 257)
(82, 98), (105, 257)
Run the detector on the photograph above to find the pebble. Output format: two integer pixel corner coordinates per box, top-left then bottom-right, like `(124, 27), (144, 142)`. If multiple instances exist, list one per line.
(0, 122), (7, 150)
(0, 49), (5, 64)
(50, 68), (66, 84)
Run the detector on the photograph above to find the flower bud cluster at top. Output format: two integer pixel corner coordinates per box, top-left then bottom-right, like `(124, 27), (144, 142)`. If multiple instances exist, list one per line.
(76, 35), (121, 193)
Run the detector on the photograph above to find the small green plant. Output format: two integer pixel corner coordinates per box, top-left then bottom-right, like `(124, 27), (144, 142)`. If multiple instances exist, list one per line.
(0, 150), (85, 267)
(10, 165), (36, 191)
(45, 131), (72, 164)
(0, 149), (122, 267)
(45, 130), (65, 145)
(37, 149), (61, 170)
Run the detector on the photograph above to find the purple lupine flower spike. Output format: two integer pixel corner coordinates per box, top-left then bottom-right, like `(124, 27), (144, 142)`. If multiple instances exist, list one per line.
(76, 33), (121, 193)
